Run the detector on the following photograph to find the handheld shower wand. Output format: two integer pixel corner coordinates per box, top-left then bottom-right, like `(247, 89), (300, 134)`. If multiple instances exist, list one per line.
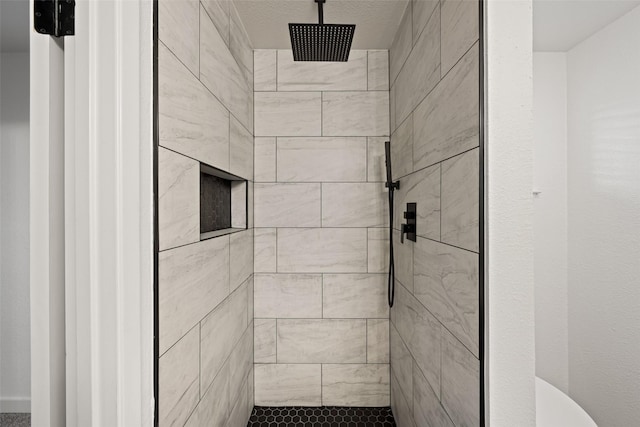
(384, 141), (399, 307)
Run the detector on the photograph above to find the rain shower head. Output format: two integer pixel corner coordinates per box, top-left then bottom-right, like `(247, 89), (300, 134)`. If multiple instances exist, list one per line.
(289, 0), (356, 62)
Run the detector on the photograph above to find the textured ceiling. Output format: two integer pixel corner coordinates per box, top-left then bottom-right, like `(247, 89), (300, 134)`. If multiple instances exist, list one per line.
(234, 0), (409, 49)
(533, 0), (640, 51)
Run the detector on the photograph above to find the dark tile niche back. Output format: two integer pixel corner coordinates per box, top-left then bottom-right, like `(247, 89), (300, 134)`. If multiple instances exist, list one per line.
(200, 172), (232, 233)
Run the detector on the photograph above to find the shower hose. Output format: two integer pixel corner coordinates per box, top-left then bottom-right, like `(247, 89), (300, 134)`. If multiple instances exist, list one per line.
(388, 184), (395, 307)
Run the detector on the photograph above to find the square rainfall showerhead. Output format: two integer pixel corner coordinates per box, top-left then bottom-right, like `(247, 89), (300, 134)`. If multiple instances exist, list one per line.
(289, 23), (356, 62)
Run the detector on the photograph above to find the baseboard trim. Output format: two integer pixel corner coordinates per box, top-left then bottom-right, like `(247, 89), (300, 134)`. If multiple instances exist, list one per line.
(0, 397), (31, 413)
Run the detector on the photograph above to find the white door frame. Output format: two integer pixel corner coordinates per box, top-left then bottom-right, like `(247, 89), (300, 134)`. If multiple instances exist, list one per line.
(30, 0), (155, 424)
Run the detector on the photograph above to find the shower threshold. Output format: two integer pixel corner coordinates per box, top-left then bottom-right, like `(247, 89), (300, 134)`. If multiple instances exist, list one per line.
(247, 406), (396, 427)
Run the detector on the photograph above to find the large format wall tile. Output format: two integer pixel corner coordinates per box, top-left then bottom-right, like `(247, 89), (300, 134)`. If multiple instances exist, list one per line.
(277, 137), (367, 182)
(254, 137), (276, 182)
(200, 284), (248, 395)
(441, 148), (479, 252)
(368, 50), (390, 91)
(322, 364), (390, 406)
(159, 43), (229, 171)
(368, 319), (390, 363)
(254, 274), (322, 318)
(185, 361), (229, 427)
(159, 326), (200, 427)
(390, 3), (413, 85)
(413, 361), (455, 427)
(322, 183), (387, 228)
(229, 3), (253, 82)
(323, 92), (390, 137)
(254, 50), (276, 91)
(158, 148), (199, 251)
(254, 228), (276, 272)
(229, 325), (253, 405)
(367, 137), (387, 182)
(393, 163), (440, 240)
(441, 329), (480, 427)
(391, 116), (413, 181)
(254, 183), (321, 227)
(441, 0), (479, 75)
(395, 5), (440, 125)
(158, 0), (199, 75)
(255, 364), (322, 406)
(414, 236), (479, 356)
(229, 116), (253, 180)
(368, 228), (389, 274)
(200, 0), (230, 46)
(412, 0), (439, 44)
(200, 6), (253, 131)
(277, 50), (367, 91)
(390, 323), (413, 410)
(254, 319), (277, 363)
(393, 231), (414, 291)
(277, 319), (366, 363)
(413, 43), (479, 169)
(159, 237), (229, 354)
(323, 274), (388, 319)
(228, 381), (249, 427)
(255, 92), (322, 136)
(391, 370), (416, 427)
(277, 228), (367, 273)
(230, 230), (253, 292)
(392, 283), (441, 397)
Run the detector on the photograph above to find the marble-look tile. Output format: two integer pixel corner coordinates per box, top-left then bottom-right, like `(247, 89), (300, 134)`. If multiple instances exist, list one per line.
(393, 231), (414, 291)
(277, 50), (367, 91)
(200, 6), (253, 131)
(368, 228), (389, 274)
(367, 319), (390, 363)
(393, 164), (441, 240)
(159, 237), (230, 354)
(254, 274), (322, 318)
(247, 275), (254, 323)
(159, 43), (229, 170)
(390, 83), (397, 133)
(441, 329), (480, 427)
(395, 5), (440, 125)
(254, 50), (276, 91)
(246, 365), (255, 419)
(277, 228), (367, 273)
(277, 319), (366, 363)
(229, 2), (253, 82)
(367, 137), (387, 182)
(414, 362), (455, 427)
(254, 318), (277, 363)
(255, 364), (322, 406)
(254, 137), (276, 182)
(229, 324), (253, 405)
(414, 236), (479, 356)
(158, 148), (199, 251)
(200, 284), (248, 394)
(413, 44), (479, 169)
(368, 50), (390, 91)
(231, 181), (247, 229)
(230, 230), (253, 292)
(391, 115), (413, 181)
(229, 116), (253, 181)
(277, 137), (367, 182)
(247, 181), (254, 229)
(322, 92), (390, 137)
(412, 0), (439, 44)
(200, 0), (230, 46)
(321, 183), (387, 228)
(441, 149), (479, 252)
(322, 364), (390, 407)
(158, 0), (199, 75)
(392, 283), (441, 397)
(185, 361), (229, 427)
(159, 326), (199, 427)
(254, 228), (276, 273)
(227, 380), (248, 427)
(441, 0), (479, 75)
(390, 323), (413, 410)
(255, 92), (322, 137)
(390, 3), (413, 85)
(323, 274), (388, 318)
(254, 183), (321, 227)
(391, 369), (416, 427)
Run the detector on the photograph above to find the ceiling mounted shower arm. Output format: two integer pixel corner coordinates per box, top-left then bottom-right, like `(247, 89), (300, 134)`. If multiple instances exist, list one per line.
(316, 0), (325, 25)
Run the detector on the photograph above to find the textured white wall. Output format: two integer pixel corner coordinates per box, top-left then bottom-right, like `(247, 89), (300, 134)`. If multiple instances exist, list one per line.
(566, 6), (640, 426)
(532, 52), (569, 393)
(487, 0), (536, 425)
(0, 52), (31, 412)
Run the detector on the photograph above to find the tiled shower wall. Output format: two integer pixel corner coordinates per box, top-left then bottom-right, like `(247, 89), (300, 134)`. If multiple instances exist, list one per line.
(157, 0), (255, 425)
(388, 0), (480, 426)
(252, 50), (392, 407)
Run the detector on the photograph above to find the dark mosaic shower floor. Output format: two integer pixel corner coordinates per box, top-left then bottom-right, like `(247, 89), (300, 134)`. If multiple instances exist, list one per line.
(247, 406), (396, 427)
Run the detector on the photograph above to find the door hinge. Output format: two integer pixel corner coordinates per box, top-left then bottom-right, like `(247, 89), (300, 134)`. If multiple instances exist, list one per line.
(34, 0), (75, 37)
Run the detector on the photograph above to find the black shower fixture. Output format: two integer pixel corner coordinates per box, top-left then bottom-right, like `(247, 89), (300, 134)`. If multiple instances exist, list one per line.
(289, 0), (356, 62)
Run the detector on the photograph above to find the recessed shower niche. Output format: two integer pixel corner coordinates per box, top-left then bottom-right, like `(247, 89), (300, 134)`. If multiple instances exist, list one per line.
(199, 163), (247, 240)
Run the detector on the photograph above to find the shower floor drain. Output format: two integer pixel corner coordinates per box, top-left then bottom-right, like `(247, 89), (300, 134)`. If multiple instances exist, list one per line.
(247, 406), (396, 427)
